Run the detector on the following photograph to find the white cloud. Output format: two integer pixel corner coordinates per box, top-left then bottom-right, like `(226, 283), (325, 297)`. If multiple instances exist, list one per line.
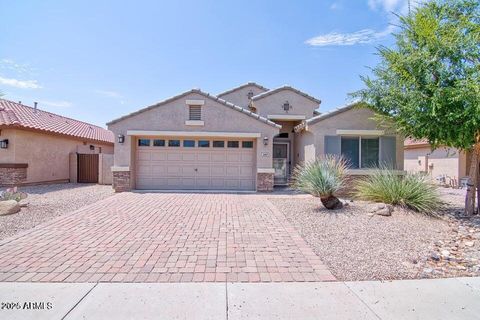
(368, 0), (423, 14)
(38, 100), (72, 108)
(0, 76), (42, 89)
(305, 25), (394, 47)
(330, 2), (342, 10)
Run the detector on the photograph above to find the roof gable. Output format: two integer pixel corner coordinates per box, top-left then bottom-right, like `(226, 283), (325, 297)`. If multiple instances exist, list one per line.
(251, 85), (321, 104)
(217, 82), (269, 98)
(294, 103), (358, 132)
(107, 89), (280, 128)
(0, 99), (114, 144)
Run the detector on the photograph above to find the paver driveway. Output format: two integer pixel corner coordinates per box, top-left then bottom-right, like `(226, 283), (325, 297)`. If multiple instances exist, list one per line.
(0, 193), (334, 283)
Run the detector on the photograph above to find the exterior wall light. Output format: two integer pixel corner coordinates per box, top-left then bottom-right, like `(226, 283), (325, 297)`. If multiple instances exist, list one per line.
(0, 139), (8, 149)
(263, 136), (269, 146)
(282, 101), (291, 112)
(118, 134), (125, 144)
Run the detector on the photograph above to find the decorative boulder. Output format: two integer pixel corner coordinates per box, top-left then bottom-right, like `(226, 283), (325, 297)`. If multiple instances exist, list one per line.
(0, 200), (21, 215)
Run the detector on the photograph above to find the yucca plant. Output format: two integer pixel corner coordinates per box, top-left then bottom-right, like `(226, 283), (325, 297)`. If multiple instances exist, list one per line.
(355, 169), (441, 215)
(291, 155), (347, 210)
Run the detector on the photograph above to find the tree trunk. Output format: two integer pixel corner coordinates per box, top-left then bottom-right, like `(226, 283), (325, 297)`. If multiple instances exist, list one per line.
(320, 195), (343, 210)
(465, 143), (480, 215)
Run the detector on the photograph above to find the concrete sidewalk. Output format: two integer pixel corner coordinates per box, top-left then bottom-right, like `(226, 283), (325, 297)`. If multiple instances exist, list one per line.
(1, 277), (479, 320)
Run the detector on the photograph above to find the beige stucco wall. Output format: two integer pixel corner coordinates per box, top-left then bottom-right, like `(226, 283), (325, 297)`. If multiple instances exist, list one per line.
(404, 146), (469, 182)
(0, 128), (113, 184)
(108, 92), (280, 185)
(301, 107), (404, 170)
(252, 89), (319, 119)
(218, 84), (267, 108)
(99, 153), (114, 185)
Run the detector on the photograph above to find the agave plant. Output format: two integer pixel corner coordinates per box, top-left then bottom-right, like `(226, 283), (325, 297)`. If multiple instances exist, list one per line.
(355, 169), (441, 215)
(291, 155), (347, 210)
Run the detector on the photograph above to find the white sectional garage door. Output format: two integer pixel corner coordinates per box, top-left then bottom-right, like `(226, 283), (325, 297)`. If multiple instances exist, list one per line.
(135, 138), (256, 190)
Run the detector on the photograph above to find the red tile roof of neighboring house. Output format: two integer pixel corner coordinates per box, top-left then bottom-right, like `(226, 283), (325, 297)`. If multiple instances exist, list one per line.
(404, 138), (429, 148)
(0, 99), (114, 144)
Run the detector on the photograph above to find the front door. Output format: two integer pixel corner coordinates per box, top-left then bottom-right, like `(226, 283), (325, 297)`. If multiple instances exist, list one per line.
(273, 143), (289, 185)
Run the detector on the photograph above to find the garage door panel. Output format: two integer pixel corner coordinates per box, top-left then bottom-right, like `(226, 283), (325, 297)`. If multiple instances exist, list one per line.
(197, 153), (210, 161)
(151, 153), (167, 161)
(182, 153), (196, 161)
(137, 152), (151, 161)
(226, 167), (239, 175)
(240, 180), (255, 189)
(167, 153), (182, 161)
(241, 153), (254, 162)
(167, 166), (182, 175)
(151, 165), (166, 175)
(226, 153), (241, 162)
(136, 138), (255, 190)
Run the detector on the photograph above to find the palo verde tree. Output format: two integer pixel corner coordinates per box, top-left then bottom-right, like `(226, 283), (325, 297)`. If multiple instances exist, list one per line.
(353, 0), (480, 215)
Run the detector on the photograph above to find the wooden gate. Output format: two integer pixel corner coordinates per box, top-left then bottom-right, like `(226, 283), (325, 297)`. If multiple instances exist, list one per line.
(77, 154), (99, 183)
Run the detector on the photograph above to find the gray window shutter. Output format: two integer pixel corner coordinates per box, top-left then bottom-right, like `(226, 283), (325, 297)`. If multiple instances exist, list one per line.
(324, 136), (341, 157)
(380, 136), (396, 169)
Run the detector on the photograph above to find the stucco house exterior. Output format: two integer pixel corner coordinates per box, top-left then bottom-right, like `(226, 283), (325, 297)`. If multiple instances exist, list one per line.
(404, 139), (470, 187)
(0, 99), (114, 186)
(107, 83), (404, 192)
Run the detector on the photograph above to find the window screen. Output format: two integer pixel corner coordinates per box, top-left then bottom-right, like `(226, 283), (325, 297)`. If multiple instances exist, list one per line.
(361, 138), (379, 168)
(341, 137), (359, 168)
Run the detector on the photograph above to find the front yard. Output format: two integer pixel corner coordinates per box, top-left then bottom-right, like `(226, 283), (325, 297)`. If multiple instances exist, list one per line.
(0, 183), (114, 240)
(270, 188), (480, 281)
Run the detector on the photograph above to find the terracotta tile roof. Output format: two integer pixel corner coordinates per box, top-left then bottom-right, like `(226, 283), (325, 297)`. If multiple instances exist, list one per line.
(0, 99), (114, 144)
(404, 138), (429, 148)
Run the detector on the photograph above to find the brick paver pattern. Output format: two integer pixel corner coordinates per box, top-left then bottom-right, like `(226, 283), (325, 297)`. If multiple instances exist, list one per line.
(0, 193), (335, 283)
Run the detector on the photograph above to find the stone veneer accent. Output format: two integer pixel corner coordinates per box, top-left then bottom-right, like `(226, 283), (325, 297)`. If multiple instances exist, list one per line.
(0, 164), (28, 186)
(257, 172), (274, 192)
(112, 171), (131, 192)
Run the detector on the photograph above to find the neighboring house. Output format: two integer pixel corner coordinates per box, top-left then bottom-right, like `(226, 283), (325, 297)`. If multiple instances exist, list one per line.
(0, 99), (115, 186)
(404, 139), (470, 187)
(107, 82), (404, 192)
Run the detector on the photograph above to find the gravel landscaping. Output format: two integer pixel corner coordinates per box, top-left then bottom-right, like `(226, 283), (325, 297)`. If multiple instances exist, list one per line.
(0, 183), (114, 240)
(270, 188), (480, 281)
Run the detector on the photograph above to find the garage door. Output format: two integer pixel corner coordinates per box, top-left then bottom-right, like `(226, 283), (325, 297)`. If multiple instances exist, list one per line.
(135, 138), (256, 190)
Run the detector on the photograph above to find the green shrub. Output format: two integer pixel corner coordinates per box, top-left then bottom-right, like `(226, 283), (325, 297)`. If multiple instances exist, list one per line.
(0, 186), (28, 202)
(355, 169), (441, 215)
(291, 155), (347, 209)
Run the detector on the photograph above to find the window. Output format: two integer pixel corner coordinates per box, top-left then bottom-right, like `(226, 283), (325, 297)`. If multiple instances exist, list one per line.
(153, 139), (165, 147)
(189, 105), (202, 120)
(183, 140), (195, 147)
(138, 139), (150, 146)
(341, 137), (379, 169)
(198, 140), (210, 148)
(361, 138), (379, 168)
(227, 141), (239, 148)
(242, 141), (253, 148)
(213, 140), (224, 148)
(168, 140), (180, 147)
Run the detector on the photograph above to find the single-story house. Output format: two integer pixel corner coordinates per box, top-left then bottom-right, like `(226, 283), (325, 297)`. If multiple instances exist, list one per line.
(404, 139), (470, 187)
(0, 99), (115, 186)
(107, 82), (404, 192)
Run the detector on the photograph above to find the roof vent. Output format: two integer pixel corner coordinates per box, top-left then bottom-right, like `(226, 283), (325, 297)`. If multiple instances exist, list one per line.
(34, 102), (38, 112)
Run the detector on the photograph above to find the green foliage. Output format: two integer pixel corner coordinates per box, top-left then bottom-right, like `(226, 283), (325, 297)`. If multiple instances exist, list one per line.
(291, 156), (347, 198)
(355, 170), (441, 215)
(0, 187), (28, 202)
(353, 0), (480, 150)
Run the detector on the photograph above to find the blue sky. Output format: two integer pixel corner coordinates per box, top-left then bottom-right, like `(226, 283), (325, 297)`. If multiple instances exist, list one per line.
(0, 0), (415, 128)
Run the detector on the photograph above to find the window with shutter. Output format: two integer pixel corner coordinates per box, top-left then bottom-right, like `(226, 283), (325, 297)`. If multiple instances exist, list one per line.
(189, 106), (202, 120)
